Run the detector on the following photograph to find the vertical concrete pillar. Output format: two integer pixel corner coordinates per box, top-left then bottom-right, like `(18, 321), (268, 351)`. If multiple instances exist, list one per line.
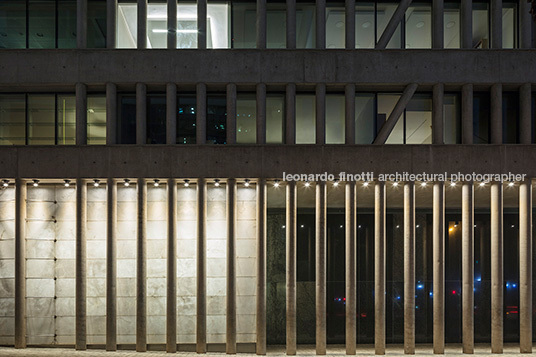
(519, 0), (532, 49)
(490, 182), (503, 353)
(226, 84), (237, 145)
(432, 0), (444, 48)
(257, 0), (267, 49)
(167, 0), (177, 49)
(136, 83), (147, 145)
(345, 84), (355, 145)
(375, 181), (386, 355)
(257, 83), (267, 144)
(345, 182), (356, 355)
(137, 0), (147, 49)
(136, 178), (147, 352)
(196, 83), (207, 145)
(519, 83), (532, 144)
(77, 0), (88, 48)
(76, 83), (88, 145)
(316, 182), (327, 355)
(285, 84), (296, 144)
(461, 84), (473, 144)
(404, 182), (415, 354)
(106, 178), (117, 351)
(519, 180), (532, 353)
(166, 179), (177, 353)
(461, 0), (473, 48)
(490, 0), (502, 49)
(197, 0), (207, 49)
(345, 0), (355, 49)
(432, 83), (444, 144)
(226, 179), (237, 354)
(106, 0), (117, 49)
(316, 84), (326, 145)
(196, 178), (207, 353)
(106, 83), (117, 145)
(76, 179), (87, 350)
(433, 182), (445, 354)
(462, 183), (474, 353)
(286, 0), (296, 49)
(490, 84), (502, 144)
(316, 0), (326, 49)
(166, 83), (177, 145)
(286, 181), (297, 355)
(256, 179), (267, 355)
(14, 179), (26, 349)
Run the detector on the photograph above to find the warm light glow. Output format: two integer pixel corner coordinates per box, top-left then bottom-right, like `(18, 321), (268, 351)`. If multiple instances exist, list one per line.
(450, 182), (456, 187)
(64, 179), (70, 187)
(32, 179), (39, 187)
(479, 182), (485, 187)
(93, 179), (100, 187)
(2, 180), (8, 187)
(449, 227), (454, 232)
(421, 182), (427, 187)
(508, 182), (514, 187)
(184, 179), (190, 187)
(214, 179), (220, 187)
(333, 180), (339, 187)
(393, 182), (398, 187)
(304, 182), (310, 187)
(244, 179), (250, 187)
(124, 179), (130, 187)
(153, 179), (160, 187)
(363, 181), (369, 187)
(273, 180), (280, 188)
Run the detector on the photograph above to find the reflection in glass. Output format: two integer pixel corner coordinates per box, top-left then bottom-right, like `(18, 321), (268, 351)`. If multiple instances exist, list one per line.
(177, 95), (196, 144)
(57, 95), (76, 145)
(355, 3), (375, 48)
(325, 94), (344, 144)
(405, 3), (431, 49)
(29, 0), (56, 49)
(266, 95), (284, 143)
(378, 94), (402, 144)
(326, 2), (345, 49)
(147, 95), (166, 144)
(405, 94), (432, 144)
(0, 1), (27, 49)
(502, 2), (517, 49)
(28, 95), (55, 145)
(236, 94), (257, 144)
(267, 3), (286, 48)
(232, 2), (256, 48)
(443, 93), (461, 144)
(444, 2), (460, 48)
(207, 95), (226, 144)
(0, 95), (25, 145)
(88, 0), (107, 48)
(296, 94), (315, 144)
(473, 2), (489, 48)
(355, 93), (375, 144)
(87, 96), (106, 145)
(119, 95), (136, 144)
(57, 0), (77, 48)
(296, 3), (315, 48)
(377, 2), (401, 48)
(473, 92), (490, 144)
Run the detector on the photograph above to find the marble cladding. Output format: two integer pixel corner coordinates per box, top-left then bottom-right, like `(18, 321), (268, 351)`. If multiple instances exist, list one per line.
(0, 186), (15, 342)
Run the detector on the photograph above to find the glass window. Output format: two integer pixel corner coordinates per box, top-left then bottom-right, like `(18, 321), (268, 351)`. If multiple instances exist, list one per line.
(88, 0), (107, 48)
(0, 1), (27, 49)
(177, 95), (196, 144)
(177, 3), (198, 49)
(57, 0), (77, 48)
(355, 2), (375, 49)
(87, 96), (106, 145)
(267, 3), (286, 48)
(207, 95), (226, 144)
(117, 1), (137, 48)
(119, 95), (136, 144)
(473, 92), (490, 144)
(29, 0), (56, 49)
(405, 3), (432, 49)
(56, 95), (76, 145)
(296, 2), (315, 48)
(378, 94), (402, 144)
(444, 2), (460, 48)
(266, 95), (284, 144)
(236, 94), (257, 144)
(355, 93), (375, 144)
(325, 94), (344, 144)
(207, 3), (229, 48)
(0, 95), (25, 145)
(147, 2), (168, 49)
(502, 92), (519, 144)
(232, 1), (256, 48)
(28, 95), (55, 145)
(326, 1), (345, 49)
(502, 2), (517, 49)
(443, 93), (461, 144)
(377, 2), (402, 48)
(296, 94), (315, 144)
(473, 2), (489, 48)
(405, 94), (432, 144)
(147, 95), (166, 144)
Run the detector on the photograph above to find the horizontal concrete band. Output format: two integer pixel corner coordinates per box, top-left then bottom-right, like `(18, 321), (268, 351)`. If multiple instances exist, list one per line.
(0, 50), (536, 87)
(0, 145), (535, 178)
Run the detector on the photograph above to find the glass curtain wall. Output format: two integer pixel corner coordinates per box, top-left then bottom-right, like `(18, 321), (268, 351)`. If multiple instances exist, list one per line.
(0, 95), (26, 145)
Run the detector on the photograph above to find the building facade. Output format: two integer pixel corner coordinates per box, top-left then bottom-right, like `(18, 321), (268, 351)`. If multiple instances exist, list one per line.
(0, 0), (535, 354)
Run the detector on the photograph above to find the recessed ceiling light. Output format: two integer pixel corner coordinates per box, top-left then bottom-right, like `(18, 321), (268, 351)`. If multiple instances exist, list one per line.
(416, 21), (425, 29)
(335, 21), (344, 28)
(446, 21), (456, 29)
(362, 21), (371, 29)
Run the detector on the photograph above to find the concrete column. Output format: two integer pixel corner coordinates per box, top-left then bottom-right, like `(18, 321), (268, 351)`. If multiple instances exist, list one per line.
(136, 83), (147, 145)
(106, 83), (117, 145)
(137, 0), (147, 49)
(136, 178), (147, 352)
(345, 0), (355, 49)
(432, 0), (444, 48)
(166, 179), (177, 353)
(226, 179), (237, 354)
(285, 84), (296, 144)
(106, 0), (117, 49)
(432, 83), (444, 144)
(77, 0), (88, 48)
(316, 84), (326, 145)
(490, 0), (502, 49)
(286, 181), (297, 355)
(433, 182), (445, 354)
(167, 0), (177, 49)
(226, 84), (237, 145)
(197, 0), (207, 49)
(462, 183), (474, 354)
(76, 83), (88, 145)
(166, 83), (177, 145)
(14, 179), (26, 349)
(461, 0), (473, 48)
(403, 182), (415, 354)
(106, 178), (117, 351)
(257, 83), (267, 144)
(316, 182), (327, 355)
(519, 83), (532, 144)
(519, 0), (532, 49)
(316, 0), (326, 49)
(256, 179), (267, 355)
(75, 179), (87, 350)
(196, 178), (207, 353)
(196, 83), (207, 145)
(375, 181), (386, 355)
(490, 84), (502, 144)
(257, 0), (267, 49)
(490, 182), (503, 353)
(375, 0), (412, 49)
(286, 0), (296, 49)
(519, 180), (532, 353)
(461, 84), (473, 144)
(345, 84), (355, 145)
(345, 182), (356, 355)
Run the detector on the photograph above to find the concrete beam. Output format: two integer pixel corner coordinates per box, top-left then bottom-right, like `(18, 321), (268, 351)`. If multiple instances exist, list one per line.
(376, 0), (413, 49)
(345, 0), (356, 49)
(196, 178), (207, 353)
(137, 0), (147, 49)
(461, 0), (473, 48)
(316, 0), (326, 49)
(432, 83), (444, 144)
(491, 182), (503, 353)
(14, 179), (26, 349)
(197, 0), (207, 49)
(461, 84), (473, 144)
(345, 84), (356, 145)
(106, 83), (117, 145)
(285, 84), (296, 144)
(136, 83), (147, 145)
(519, 180), (532, 353)
(432, 0), (444, 49)
(227, 84), (237, 145)
(257, 0), (267, 49)
(286, 0), (296, 49)
(76, 83), (88, 145)
(257, 83), (267, 144)
(166, 83), (177, 145)
(520, 0), (532, 49)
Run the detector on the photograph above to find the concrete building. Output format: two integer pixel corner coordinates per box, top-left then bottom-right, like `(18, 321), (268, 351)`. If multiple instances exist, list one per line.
(0, 0), (535, 355)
